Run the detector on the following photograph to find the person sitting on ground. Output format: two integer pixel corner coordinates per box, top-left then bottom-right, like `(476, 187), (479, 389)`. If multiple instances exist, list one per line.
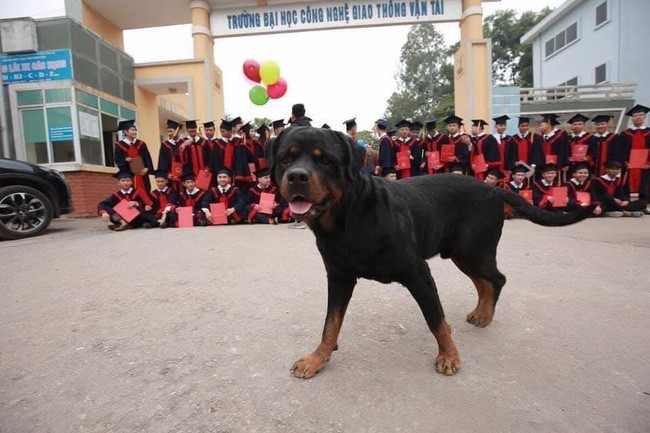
(566, 162), (598, 215)
(531, 163), (570, 211)
(591, 160), (645, 217)
(505, 163), (534, 193)
(484, 169), (505, 188)
(245, 168), (290, 224)
(150, 170), (174, 228)
(205, 168), (246, 225)
(97, 171), (157, 231)
(167, 171), (212, 227)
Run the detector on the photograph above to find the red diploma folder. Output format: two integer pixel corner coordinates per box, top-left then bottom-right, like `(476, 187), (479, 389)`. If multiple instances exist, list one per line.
(570, 144), (588, 162)
(550, 187), (568, 207)
(259, 192), (275, 215)
(396, 150), (411, 169)
(113, 199), (140, 223)
(427, 151), (442, 174)
(177, 206), (193, 228)
(170, 162), (183, 180)
(518, 190), (533, 204)
(258, 157), (267, 169)
(576, 191), (591, 206)
(196, 170), (212, 191)
(209, 203), (228, 225)
(628, 149), (649, 169)
(546, 155), (558, 164)
(441, 144), (455, 162)
(249, 163), (257, 182)
(471, 153), (488, 173)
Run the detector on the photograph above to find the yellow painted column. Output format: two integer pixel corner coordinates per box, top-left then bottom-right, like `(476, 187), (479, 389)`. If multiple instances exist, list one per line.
(454, 0), (491, 125)
(190, 0), (214, 63)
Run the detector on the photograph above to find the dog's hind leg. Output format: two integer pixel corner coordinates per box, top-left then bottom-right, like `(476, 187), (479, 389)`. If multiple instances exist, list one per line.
(451, 251), (506, 328)
(402, 261), (461, 376)
(292, 274), (356, 379)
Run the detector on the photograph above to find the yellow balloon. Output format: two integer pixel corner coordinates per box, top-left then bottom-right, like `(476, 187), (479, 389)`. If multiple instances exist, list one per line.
(260, 60), (281, 86)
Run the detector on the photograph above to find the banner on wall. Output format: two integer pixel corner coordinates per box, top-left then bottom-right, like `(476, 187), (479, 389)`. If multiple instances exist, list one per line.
(211, 0), (461, 38)
(0, 49), (73, 85)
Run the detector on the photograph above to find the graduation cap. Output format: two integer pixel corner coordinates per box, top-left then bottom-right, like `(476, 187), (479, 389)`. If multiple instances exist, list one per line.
(240, 122), (254, 134)
(592, 114), (613, 123)
(185, 120), (199, 129)
(376, 119), (390, 129)
(512, 165), (528, 173)
(395, 119), (411, 129)
(272, 119), (286, 129)
(181, 170), (196, 182)
(444, 115), (463, 125)
(256, 167), (271, 178)
(203, 121), (215, 129)
(486, 169), (504, 179)
(471, 119), (488, 128)
(541, 162), (559, 172)
(219, 119), (232, 130)
(117, 120), (136, 131)
(517, 116), (531, 125)
(231, 116), (243, 125)
(571, 161), (590, 172)
(410, 121), (423, 131)
(113, 170), (132, 179)
(153, 169), (168, 179)
(605, 160), (622, 169)
(567, 113), (589, 124)
(425, 119), (437, 129)
(321, 123), (331, 129)
(256, 124), (269, 135)
(387, 128), (397, 136)
(540, 113), (560, 126)
(217, 167), (233, 177)
(493, 115), (510, 125)
(343, 118), (357, 130)
(625, 104), (649, 116)
(166, 119), (181, 130)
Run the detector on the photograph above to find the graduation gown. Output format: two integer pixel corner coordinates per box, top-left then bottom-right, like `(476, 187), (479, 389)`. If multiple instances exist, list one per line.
(393, 137), (412, 179)
(204, 137), (225, 181)
(424, 132), (450, 174)
(567, 132), (596, 169)
(233, 139), (256, 195)
(448, 133), (470, 173)
(377, 134), (396, 174)
(408, 138), (426, 177)
(208, 185), (246, 223)
(114, 139), (154, 191)
(245, 184), (289, 223)
(531, 179), (561, 209)
(150, 187), (173, 218)
(183, 136), (209, 177)
(169, 187), (212, 226)
(471, 134), (500, 179)
(619, 127), (650, 197)
(157, 138), (185, 191)
(540, 129), (569, 169)
(591, 174), (647, 212)
(506, 132), (544, 171)
(97, 187), (155, 225)
(589, 132), (619, 177)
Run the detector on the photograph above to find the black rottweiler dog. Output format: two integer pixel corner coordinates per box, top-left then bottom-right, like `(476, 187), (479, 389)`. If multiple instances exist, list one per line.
(272, 126), (591, 378)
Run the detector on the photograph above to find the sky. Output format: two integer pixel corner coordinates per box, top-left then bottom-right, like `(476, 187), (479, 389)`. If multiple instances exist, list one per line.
(1, 0), (566, 131)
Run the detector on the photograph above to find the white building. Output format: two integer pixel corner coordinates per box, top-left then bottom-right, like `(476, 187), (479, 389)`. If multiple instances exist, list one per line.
(521, 0), (650, 107)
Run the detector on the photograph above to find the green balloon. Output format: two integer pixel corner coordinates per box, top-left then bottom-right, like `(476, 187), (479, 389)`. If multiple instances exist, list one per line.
(249, 85), (269, 106)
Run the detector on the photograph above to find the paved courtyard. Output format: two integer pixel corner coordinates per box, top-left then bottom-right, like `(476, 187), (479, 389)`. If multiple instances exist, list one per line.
(1, 216), (649, 432)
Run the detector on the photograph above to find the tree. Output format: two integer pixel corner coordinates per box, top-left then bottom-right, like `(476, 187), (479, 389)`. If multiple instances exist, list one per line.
(483, 8), (551, 87)
(384, 24), (455, 123)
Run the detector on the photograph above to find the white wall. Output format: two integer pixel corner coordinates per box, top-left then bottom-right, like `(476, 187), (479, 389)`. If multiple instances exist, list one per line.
(618, 0), (650, 105)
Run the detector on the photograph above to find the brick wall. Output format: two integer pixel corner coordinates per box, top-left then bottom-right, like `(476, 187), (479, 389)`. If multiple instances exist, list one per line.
(65, 171), (118, 217)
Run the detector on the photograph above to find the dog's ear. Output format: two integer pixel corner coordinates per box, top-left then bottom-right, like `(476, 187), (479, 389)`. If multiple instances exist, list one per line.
(333, 131), (364, 182)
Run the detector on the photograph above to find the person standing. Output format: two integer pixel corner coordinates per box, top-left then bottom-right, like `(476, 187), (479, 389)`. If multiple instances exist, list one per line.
(619, 104), (650, 209)
(113, 120), (154, 192)
(589, 114), (619, 177)
(445, 115), (470, 174)
(157, 119), (185, 192)
(423, 118), (450, 174)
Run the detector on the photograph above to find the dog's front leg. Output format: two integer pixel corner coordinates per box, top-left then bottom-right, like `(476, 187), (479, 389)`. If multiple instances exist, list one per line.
(292, 274), (356, 379)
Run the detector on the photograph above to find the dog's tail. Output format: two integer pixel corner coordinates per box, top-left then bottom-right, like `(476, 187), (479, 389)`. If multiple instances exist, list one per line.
(495, 188), (594, 227)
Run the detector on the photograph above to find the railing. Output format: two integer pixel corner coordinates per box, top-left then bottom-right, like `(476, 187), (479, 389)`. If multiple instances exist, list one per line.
(519, 82), (637, 103)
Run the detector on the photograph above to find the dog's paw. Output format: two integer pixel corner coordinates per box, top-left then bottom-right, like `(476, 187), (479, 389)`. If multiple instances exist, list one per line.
(291, 352), (329, 379)
(466, 308), (493, 328)
(435, 352), (461, 376)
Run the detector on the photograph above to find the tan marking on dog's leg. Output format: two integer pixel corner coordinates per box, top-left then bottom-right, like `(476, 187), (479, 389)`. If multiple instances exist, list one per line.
(432, 319), (461, 375)
(466, 276), (496, 328)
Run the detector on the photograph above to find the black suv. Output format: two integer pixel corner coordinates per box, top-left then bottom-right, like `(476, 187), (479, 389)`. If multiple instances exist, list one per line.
(0, 158), (73, 240)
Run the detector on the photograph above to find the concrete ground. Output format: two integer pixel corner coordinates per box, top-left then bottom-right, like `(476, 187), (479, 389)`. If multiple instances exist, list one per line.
(0, 216), (649, 433)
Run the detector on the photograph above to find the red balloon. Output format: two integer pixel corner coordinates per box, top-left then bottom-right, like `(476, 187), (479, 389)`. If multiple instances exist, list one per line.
(243, 59), (261, 83)
(267, 77), (288, 99)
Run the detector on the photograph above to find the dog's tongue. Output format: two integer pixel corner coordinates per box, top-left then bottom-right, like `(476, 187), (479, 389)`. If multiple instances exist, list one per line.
(289, 201), (313, 215)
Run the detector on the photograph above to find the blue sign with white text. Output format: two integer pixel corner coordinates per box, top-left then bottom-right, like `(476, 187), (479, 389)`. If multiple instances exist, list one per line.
(1, 49), (73, 84)
(49, 126), (74, 142)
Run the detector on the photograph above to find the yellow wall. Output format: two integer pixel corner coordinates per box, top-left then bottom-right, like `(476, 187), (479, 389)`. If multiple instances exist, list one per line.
(81, 3), (124, 49)
(134, 87), (160, 168)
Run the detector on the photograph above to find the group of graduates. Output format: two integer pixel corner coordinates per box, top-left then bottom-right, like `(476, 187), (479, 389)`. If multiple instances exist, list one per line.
(97, 101), (650, 230)
(371, 104), (650, 217)
(96, 104), (318, 230)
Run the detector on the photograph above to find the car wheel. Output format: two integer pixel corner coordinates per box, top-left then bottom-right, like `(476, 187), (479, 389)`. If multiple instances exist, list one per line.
(0, 185), (53, 240)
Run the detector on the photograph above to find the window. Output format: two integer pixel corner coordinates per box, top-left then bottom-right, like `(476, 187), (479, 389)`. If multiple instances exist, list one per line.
(596, 1), (608, 27)
(545, 21), (579, 57)
(550, 77), (578, 100)
(595, 63), (607, 83)
(560, 77), (578, 87)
